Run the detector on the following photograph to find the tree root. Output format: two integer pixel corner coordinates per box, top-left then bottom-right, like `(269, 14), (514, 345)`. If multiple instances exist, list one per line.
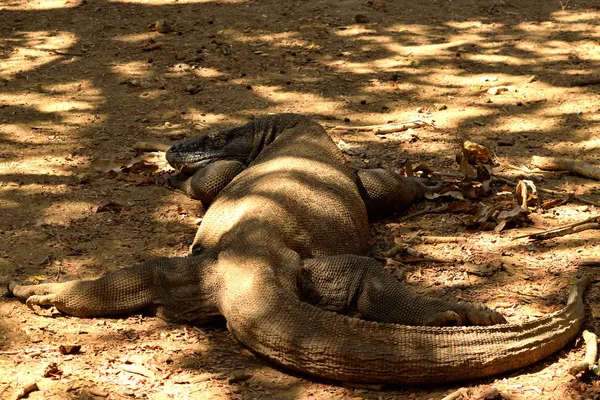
(531, 156), (600, 181)
(513, 215), (599, 241)
(569, 330), (598, 376)
(330, 119), (431, 134)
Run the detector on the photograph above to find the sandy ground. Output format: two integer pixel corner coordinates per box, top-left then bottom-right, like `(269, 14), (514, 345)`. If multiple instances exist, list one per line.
(1, 0), (600, 398)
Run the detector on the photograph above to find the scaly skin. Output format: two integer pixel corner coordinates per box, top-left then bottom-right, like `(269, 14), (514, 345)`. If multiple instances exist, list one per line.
(9, 114), (589, 384)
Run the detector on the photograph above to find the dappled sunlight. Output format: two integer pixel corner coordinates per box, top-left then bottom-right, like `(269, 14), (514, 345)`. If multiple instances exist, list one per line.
(1, 0), (599, 398)
(235, 31), (309, 48)
(251, 84), (345, 114)
(181, 111), (234, 126)
(108, 0), (246, 3)
(191, 67), (228, 79)
(40, 200), (98, 225)
(111, 61), (155, 79)
(553, 10), (600, 31)
(0, 0), (82, 10)
(113, 33), (162, 45)
(0, 31), (76, 80)
(335, 26), (377, 37)
(0, 155), (75, 177)
(0, 89), (100, 130)
(467, 53), (529, 67)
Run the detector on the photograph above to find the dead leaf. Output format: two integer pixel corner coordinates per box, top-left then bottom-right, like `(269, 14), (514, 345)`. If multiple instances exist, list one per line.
(463, 141), (490, 164)
(58, 345), (81, 355)
(446, 201), (477, 214)
(463, 262), (498, 277)
(459, 152), (477, 180)
(497, 204), (526, 220)
(91, 158), (124, 173)
(96, 201), (125, 213)
(44, 362), (62, 379)
(92, 153), (166, 174)
(134, 176), (155, 186)
(142, 40), (163, 52)
(487, 86), (516, 95)
(542, 198), (566, 209)
(119, 363), (156, 379)
(515, 180), (538, 210)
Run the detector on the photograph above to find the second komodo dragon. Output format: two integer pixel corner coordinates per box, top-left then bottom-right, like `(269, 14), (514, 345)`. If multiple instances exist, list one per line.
(9, 114), (588, 384)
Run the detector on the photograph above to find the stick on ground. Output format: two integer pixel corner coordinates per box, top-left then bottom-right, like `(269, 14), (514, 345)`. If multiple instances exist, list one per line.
(330, 119), (431, 134)
(531, 156), (600, 181)
(513, 215), (600, 240)
(569, 330), (598, 376)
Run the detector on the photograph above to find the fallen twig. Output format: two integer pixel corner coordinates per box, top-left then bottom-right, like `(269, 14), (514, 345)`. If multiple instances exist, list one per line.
(398, 204), (449, 222)
(513, 215), (600, 240)
(569, 330), (598, 376)
(412, 236), (466, 244)
(11, 382), (39, 400)
(531, 156), (600, 181)
(45, 49), (85, 57)
(330, 119), (431, 134)
(441, 387), (468, 400)
(0, 346), (68, 355)
(133, 141), (171, 153)
(119, 363), (156, 379)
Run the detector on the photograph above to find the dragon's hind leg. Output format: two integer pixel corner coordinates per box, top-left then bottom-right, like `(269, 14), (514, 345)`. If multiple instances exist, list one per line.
(300, 254), (506, 326)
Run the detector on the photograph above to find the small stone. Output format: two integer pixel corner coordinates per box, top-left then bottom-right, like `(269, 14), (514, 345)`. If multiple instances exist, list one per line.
(497, 136), (516, 146)
(76, 173), (92, 184)
(154, 19), (174, 34)
(487, 86), (506, 95)
(360, 100), (367, 105)
(228, 369), (252, 383)
(185, 84), (202, 95)
(463, 141), (490, 164)
(354, 14), (369, 23)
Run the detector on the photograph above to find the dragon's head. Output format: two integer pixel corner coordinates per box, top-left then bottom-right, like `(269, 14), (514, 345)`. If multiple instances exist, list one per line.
(166, 126), (254, 173)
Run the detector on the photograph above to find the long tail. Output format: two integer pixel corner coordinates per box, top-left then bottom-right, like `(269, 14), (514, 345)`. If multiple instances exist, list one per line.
(219, 273), (589, 384)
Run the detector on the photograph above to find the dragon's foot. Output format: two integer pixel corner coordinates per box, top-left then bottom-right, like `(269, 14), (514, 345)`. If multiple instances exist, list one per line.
(457, 301), (507, 326)
(423, 310), (463, 327)
(424, 302), (507, 327)
(8, 281), (59, 311)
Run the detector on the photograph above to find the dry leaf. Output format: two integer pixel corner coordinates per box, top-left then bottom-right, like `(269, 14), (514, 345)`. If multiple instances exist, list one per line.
(542, 198), (565, 209)
(446, 201), (477, 213)
(515, 180), (537, 210)
(463, 141), (490, 164)
(96, 201), (125, 213)
(58, 344), (81, 355)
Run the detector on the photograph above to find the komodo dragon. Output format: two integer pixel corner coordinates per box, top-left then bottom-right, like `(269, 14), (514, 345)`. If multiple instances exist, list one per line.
(9, 114), (588, 385)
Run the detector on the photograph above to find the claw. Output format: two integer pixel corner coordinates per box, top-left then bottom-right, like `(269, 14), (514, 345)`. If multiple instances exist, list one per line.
(25, 294), (57, 314)
(7, 280), (18, 294)
(425, 311), (463, 327)
(463, 302), (507, 326)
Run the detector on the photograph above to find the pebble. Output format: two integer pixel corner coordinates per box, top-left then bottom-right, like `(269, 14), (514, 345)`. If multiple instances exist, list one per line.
(354, 14), (369, 23)
(155, 19), (174, 34)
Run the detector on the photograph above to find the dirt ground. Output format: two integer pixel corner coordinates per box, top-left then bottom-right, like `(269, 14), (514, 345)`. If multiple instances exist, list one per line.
(1, 0), (600, 399)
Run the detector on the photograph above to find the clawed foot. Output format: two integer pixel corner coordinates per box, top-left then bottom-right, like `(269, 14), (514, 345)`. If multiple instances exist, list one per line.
(460, 302), (507, 325)
(425, 302), (507, 327)
(7, 281), (58, 312)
